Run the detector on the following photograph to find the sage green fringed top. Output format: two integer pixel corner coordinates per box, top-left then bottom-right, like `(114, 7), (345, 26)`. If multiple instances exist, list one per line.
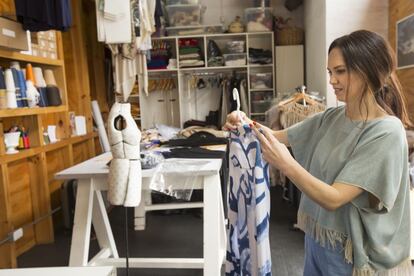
(287, 106), (411, 275)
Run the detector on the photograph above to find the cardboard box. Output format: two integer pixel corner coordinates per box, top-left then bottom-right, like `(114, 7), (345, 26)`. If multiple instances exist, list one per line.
(37, 30), (56, 41)
(48, 50), (57, 60)
(0, 17), (29, 51)
(31, 44), (39, 56)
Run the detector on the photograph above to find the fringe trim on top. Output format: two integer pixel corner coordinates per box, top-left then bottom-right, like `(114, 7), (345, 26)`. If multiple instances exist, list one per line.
(352, 258), (412, 276)
(297, 212), (412, 276)
(297, 212), (352, 263)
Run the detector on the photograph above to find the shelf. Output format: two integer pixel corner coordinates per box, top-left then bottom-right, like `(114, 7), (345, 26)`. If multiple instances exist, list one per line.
(0, 147), (39, 164)
(0, 105), (67, 118)
(247, 32), (274, 36)
(180, 65), (247, 71)
(148, 69), (178, 73)
(0, 132), (98, 164)
(151, 31), (273, 40)
(0, 48), (63, 66)
(204, 33), (248, 38)
(249, 64), (273, 68)
(69, 132), (98, 145)
(250, 88), (274, 92)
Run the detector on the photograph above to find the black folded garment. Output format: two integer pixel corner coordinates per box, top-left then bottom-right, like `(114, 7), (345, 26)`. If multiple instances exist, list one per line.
(46, 86), (62, 106)
(249, 48), (272, 64)
(166, 131), (228, 147)
(162, 147), (225, 159)
(183, 119), (208, 128)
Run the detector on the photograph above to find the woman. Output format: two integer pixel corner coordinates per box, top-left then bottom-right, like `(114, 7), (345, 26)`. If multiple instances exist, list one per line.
(224, 30), (412, 275)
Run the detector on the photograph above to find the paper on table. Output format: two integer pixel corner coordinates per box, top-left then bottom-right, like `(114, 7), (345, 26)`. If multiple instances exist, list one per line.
(47, 125), (57, 143)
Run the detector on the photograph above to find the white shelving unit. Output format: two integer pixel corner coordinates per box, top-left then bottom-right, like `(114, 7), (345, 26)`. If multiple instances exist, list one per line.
(139, 32), (275, 129)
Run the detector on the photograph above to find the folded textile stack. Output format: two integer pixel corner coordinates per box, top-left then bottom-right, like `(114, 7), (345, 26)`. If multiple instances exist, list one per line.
(178, 38), (204, 68)
(249, 47), (272, 64)
(148, 41), (172, 70)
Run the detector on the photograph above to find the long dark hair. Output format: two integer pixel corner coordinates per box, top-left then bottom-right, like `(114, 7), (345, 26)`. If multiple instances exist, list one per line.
(328, 30), (411, 127)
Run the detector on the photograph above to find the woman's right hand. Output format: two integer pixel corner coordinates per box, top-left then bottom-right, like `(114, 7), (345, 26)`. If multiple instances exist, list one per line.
(222, 111), (252, 131)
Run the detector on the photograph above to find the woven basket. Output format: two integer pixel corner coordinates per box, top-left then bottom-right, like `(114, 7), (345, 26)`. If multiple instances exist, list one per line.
(276, 27), (304, 45)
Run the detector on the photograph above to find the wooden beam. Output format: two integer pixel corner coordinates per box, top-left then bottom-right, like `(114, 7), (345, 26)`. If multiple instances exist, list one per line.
(28, 153), (54, 244)
(0, 164), (16, 268)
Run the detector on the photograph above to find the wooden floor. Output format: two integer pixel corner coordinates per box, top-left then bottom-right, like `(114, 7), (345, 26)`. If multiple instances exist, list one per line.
(17, 186), (306, 275)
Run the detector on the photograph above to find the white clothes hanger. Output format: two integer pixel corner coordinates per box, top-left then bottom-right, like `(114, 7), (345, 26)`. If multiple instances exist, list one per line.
(232, 88), (246, 125)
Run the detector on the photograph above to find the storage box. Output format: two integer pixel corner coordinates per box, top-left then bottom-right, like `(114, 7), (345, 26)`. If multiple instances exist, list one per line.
(250, 72), (272, 89)
(166, 4), (202, 26)
(245, 7), (273, 32)
(166, 25), (223, 36)
(48, 50), (58, 60)
(223, 53), (246, 66)
(31, 44), (39, 56)
(37, 30), (56, 41)
(0, 17), (29, 51)
(251, 100), (272, 113)
(166, 0), (199, 4)
(251, 91), (273, 101)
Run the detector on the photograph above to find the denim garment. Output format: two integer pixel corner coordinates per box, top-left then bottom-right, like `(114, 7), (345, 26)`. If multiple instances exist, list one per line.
(304, 235), (352, 276)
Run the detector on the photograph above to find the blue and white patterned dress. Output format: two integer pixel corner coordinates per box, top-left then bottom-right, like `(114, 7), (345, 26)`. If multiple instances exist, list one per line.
(226, 125), (272, 276)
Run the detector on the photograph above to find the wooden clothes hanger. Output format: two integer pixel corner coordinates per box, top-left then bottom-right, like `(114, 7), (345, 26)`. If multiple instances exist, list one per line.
(277, 86), (319, 107)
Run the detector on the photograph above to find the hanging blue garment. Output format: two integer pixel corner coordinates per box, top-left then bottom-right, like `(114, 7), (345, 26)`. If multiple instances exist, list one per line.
(226, 125), (272, 276)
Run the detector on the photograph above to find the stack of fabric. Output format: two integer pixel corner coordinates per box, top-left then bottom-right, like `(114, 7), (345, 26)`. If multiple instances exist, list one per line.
(179, 38), (204, 68)
(147, 40), (171, 70)
(248, 47), (272, 65)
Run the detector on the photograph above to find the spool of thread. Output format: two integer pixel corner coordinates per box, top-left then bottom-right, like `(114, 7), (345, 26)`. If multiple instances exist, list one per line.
(18, 71), (28, 107)
(26, 80), (39, 107)
(32, 67), (48, 106)
(5, 69), (17, 108)
(11, 68), (23, 107)
(33, 67), (46, 88)
(44, 69), (57, 86)
(26, 63), (36, 86)
(44, 69), (61, 106)
(10, 61), (21, 71)
(0, 67), (7, 109)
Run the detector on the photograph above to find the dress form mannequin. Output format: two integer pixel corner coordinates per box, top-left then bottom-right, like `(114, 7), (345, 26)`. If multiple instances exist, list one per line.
(107, 102), (142, 207)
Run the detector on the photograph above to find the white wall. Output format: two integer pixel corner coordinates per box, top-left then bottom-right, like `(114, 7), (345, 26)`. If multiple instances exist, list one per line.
(304, 0), (326, 101)
(304, 0), (389, 107)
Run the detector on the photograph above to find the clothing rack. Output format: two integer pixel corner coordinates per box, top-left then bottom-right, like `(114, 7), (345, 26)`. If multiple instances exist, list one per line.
(182, 70), (247, 76)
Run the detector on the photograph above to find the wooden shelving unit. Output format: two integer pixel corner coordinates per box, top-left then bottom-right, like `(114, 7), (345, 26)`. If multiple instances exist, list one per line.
(0, 29), (97, 269)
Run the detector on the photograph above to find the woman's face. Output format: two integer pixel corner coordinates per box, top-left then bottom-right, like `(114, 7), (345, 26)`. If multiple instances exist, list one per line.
(327, 47), (365, 103)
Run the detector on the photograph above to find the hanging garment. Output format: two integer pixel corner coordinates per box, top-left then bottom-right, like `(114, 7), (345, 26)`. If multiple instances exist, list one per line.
(226, 125), (271, 276)
(15, 0), (72, 32)
(239, 79), (248, 114)
(108, 102), (142, 207)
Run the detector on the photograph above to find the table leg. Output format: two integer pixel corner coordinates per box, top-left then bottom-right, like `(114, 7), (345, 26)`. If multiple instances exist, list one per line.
(92, 188), (119, 258)
(69, 178), (94, 266)
(134, 190), (151, 230)
(203, 173), (225, 275)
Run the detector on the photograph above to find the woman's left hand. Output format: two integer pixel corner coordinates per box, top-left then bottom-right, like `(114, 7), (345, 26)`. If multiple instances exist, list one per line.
(251, 122), (295, 173)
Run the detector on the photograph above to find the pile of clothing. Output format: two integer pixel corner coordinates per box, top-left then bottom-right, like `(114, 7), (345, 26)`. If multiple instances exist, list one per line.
(147, 40), (172, 70)
(249, 47), (272, 65)
(179, 38), (204, 68)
